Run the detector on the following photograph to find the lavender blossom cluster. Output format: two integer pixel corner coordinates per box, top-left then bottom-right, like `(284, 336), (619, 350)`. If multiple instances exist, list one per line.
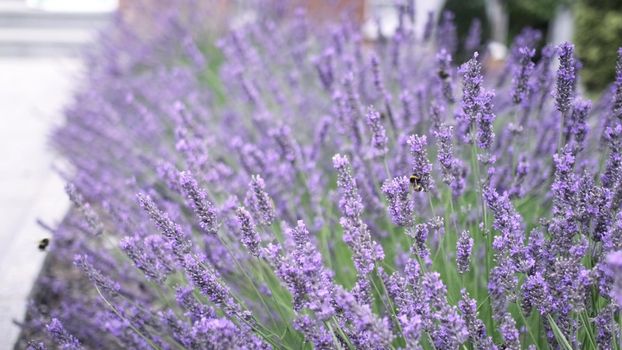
(22, 1), (622, 349)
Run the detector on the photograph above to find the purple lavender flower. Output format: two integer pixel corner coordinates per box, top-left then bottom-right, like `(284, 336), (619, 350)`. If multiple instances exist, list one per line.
(64, 183), (103, 235)
(245, 174), (276, 226)
(595, 305), (619, 350)
(179, 171), (218, 234)
(521, 271), (552, 314)
(365, 105), (388, 158)
(422, 272), (469, 348)
(332, 286), (393, 349)
(567, 98), (591, 147)
(555, 42), (577, 116)
(435, 124), (466, 195)
(459, 52), (483, 140)
(181, 254), (250, 322)
(137, 193), (191, 258)
(73, 254), (120, 296)
(511, 47), (535, 105)
(406, 135), (432, 191)
(275, 220), (336, 320)
(499, 313), (520, 350)
(477, 90), (496, 150)
(436, 49), (455, 104)
(293, 315), (332, 349)
(456, 230), (473, 273)
(235, 206), (261, 257)
(381, 176), (413, 227)
(458, 289), (496, 349)
(333, 154), (384, 301)
(613, 48), (622, 121)
(120, 236), (163, 282)
(46, 318), (82, 350)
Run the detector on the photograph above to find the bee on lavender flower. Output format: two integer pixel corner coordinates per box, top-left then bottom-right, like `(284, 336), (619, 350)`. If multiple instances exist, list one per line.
(38, 238), (49, 251)
(438, 68), (450, 80)
(410, 173), (425, 192)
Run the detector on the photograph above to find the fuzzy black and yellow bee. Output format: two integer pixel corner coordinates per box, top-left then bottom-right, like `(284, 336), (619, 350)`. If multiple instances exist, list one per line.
(38, 238), (50, 251)
(409, 173), (424, 192)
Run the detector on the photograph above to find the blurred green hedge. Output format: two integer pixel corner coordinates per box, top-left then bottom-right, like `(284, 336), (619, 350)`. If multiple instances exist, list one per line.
(574, 0), (622, 91)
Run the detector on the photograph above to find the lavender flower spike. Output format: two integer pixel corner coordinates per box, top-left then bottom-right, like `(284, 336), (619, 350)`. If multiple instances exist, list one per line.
(381, 176), (413, 226)
(477, 89), (496, 150)
(179, 171), (218, 234)
(235, 206), (261, 257)
(511, 47), (535, 105)
(365, 105), (388, 158)
(456, 230), (474, 273)
(73, 254), (120, 296)
(46, 318), (82, 350)
(245, 174), (276, 225)
(436, 49), (455, 104)
(613, 47), (622, 120)
(459, 52), (483, 134)
(555, 42), (576, 116)
(407, 134), (433, 191)
(333, 154), (384, 301)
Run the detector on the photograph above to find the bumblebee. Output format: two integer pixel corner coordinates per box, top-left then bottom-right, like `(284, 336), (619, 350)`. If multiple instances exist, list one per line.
(438, 69), (450, 80)
(409, 174), (424, 192)
(38, 238), (49, 251)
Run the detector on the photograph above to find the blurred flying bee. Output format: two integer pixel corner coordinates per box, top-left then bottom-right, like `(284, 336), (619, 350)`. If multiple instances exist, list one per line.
(38, 238), (50, 251)
(409, 173), (424, 192)
(438, 69), (450, 80)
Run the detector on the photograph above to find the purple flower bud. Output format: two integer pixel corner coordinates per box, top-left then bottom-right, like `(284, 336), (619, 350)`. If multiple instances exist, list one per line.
(365, 105), (388, 158)
(245, 174), (276, 225)
(235, 206), (261, 257)
(456, 230), (473, 273)
(73, 254), (120, 296)
(459, 52), (483, 139)
(477, 90), (496, 150)
(499, 313), (520, 350)
(436, 49), (455, 104)
(511, 47), (535, 105)
(458, 289), (496, 349)
(435, 124), (466, 196)
(381, 176), (413, 226)
(46, 318), (82, 350)
(137, 193), (191, 258)
(407, 135), (432, 191)
(613, 48), (622, 121)
(567, 98), (591, 147)
(64, 183), (103, 235)
(179, 171), (218, 234)
(555, 42), (577, 116)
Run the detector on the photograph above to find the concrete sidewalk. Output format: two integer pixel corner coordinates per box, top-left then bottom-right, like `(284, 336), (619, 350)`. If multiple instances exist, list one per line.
(0, 56), (79, 348)
(0, 1), (110, 346)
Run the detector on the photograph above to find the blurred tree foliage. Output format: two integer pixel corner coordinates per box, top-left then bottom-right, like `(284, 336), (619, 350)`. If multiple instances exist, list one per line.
(574, 0), (622, 91)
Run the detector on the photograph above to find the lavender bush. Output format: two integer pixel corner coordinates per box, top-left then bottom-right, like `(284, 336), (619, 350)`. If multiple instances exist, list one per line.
(23, 1), (622, 349)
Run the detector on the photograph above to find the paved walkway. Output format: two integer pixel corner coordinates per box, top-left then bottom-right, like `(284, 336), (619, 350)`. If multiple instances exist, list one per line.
(0, 1), (110, 347)
(0, 56), (79, 348)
